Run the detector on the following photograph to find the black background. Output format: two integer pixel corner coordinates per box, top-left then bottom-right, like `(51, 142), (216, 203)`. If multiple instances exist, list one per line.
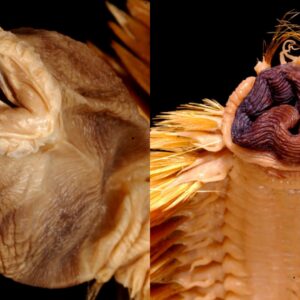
(0, 1), (129, 299)
(0, 0), (126, 52)
(151, 0), (300, 118)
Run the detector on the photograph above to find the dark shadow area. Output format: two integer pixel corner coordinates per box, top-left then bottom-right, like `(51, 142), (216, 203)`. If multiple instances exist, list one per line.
(0, 0), (126, 52)
(151, 0), (300, 118)
(0, 275), (129, 300)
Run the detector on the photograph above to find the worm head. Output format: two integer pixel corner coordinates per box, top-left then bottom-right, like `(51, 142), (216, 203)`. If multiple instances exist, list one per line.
(0, 27), (149, 299)
(222, 11), (300, 171)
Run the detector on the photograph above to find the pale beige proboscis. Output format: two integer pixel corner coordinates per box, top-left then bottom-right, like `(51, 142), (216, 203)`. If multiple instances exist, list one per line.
(0, 28), (149, 300)
(151, 12), (300, 300)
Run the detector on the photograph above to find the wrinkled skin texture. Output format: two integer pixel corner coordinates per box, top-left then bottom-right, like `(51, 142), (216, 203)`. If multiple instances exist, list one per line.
(232, 63), (300, 163)
(0, 28), (149, 299)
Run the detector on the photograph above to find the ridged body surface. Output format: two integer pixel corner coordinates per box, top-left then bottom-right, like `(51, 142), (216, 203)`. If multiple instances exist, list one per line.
(152, 156), (300, 300)
(224, 158), (300, 299)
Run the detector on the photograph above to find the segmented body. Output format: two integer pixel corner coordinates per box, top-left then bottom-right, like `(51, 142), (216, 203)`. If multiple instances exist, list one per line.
(151, 68), (300, 300)
(152, 158), (300, 300)
(224, 158), (300, 299)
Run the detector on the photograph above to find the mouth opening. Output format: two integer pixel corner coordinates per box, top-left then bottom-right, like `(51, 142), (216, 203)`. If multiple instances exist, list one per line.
(231, 62), (300, 164)
(0, 87), (17, 108)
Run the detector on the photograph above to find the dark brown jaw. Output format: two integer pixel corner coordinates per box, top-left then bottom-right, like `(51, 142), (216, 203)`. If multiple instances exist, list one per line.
(232, 62), (300, 163)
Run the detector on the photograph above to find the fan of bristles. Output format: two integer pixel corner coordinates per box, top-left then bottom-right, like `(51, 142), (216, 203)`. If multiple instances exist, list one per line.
(150, 99), (224, 226)
(88, 0), (150, 119)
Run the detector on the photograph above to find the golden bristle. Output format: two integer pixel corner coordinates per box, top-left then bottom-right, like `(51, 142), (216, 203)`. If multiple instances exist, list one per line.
(107, 2), (150, 63)
(106, 1), (150, 94)
(87, 0), (150, 120)
(265, 10), (300, 65)
(127, 0), (150, 28)
(150, 100), (233, 300)
(154, 100), (224, 130)
(111, 40), (150, 94)
(151, 100), (224, 154)
(150, 100), (225, 221)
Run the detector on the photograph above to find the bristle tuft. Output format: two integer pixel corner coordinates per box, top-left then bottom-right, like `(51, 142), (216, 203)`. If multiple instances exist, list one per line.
(265, 10), (300, 64)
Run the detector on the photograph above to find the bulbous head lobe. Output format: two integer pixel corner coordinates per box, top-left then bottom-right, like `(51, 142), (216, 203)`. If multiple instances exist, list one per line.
(231, 62), (300, 164)
(221, 62), (300, 170)
(222, 12), (300, 170)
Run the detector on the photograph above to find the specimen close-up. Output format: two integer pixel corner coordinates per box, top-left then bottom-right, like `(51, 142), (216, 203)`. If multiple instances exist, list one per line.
(0, 11), (149, 300)
(151, 11), (300, 300)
